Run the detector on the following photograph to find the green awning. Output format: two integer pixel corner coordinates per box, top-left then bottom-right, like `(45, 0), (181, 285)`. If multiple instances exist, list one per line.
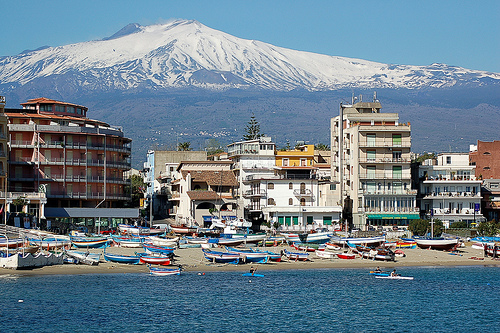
(366, 213), (419, 220)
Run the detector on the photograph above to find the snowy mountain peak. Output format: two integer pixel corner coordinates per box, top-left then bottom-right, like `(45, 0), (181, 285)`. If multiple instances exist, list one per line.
(0, 20), (499, 91)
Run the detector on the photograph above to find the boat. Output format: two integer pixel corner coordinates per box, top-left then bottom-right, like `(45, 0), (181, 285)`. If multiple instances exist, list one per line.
(70, 236), (109, 248)
(138, 253), (172, 265)
(224, 246), (281, 262)
(111, 235), (144, 248)
(324, 242), (341, 250)
(214, 236), (246, 247)
(281, 233), (300, 243)
(292, 243), (323, 252)
(358, 248), (395, 261)
(298, 231), (333, 244)
(369, 271), (390, 276)
(337, 253), (356, 260)
(149, 266), (181, 276)
(376, 276), (414, 280)
(0, 237), (25, 249)
(331, 235), (385, 247)
(202, 249), (240, 264)
(142, 243), (175, 255)
(242, 273), (265, 277)
(485, 244), (500, 257)
(148, 235), (179, 247)
(29, 237), (71, 250)
(315, 250), (337, 259)
(414, 238), (460, 251)
(117, 224), (163, 235)
(170, 224), (198, 235)
(0, 251), (64, 269)
(64, 250), (101, 265)
(283, 249), (309, 261)
(396, 240), (417, 249)
(103, 247), (140, 264)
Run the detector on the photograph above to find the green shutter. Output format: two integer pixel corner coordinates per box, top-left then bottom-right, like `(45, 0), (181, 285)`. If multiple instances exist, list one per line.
(307, 216), (314, 225)
(392, 134), (402, 147)
(323, 216), (332, 225)
(293, 216), (299, 225)
(278, 216), (284, 225)
(285, 216), (291, 226)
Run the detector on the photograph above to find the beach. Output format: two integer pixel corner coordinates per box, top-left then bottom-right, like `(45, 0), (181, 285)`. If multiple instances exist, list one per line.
(1, 243), (498, 276)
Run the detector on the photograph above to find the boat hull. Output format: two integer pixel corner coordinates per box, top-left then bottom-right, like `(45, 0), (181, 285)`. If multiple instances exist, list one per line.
(149, 267), (180, 276)
(337, 253), (356, 260)
(415, 238), (459, 251)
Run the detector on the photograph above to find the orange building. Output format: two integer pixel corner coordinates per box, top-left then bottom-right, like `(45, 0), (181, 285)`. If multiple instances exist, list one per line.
(6, 98), (132, 209)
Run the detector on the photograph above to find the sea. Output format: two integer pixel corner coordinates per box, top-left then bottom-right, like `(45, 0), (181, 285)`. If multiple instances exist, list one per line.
(1, 266), (498, 333)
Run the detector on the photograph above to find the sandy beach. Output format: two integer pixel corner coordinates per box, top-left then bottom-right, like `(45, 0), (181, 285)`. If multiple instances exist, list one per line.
(1, 243), (499, 276)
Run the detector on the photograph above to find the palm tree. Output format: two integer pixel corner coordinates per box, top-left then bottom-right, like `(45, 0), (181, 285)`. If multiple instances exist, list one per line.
(177, 142), (192, 151)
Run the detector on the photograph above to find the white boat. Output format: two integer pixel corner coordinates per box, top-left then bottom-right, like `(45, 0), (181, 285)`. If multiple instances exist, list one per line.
(0, 252), (64, 269)
(376, 276), (414, 280)
(331, 235), (386, 247)
(64, 250), (101, 265)
(149, 236), (179, 247)
(414, 238), (459, 251)
(300, 231), (333, 244)
(315, 250), (337, 259)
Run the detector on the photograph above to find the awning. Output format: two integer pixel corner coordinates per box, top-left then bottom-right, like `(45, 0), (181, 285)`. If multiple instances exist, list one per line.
(44, 208), (139, 219)
(366, 213), (420, 220)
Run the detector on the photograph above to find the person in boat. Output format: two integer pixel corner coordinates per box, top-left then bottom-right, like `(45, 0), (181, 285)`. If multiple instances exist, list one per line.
(249, 266), (257, 276)
(390, 269), (399, 277)
(374, 266), (382, 273)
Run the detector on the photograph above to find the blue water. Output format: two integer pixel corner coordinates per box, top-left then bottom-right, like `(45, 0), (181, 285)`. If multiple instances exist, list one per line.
(1, 266), (499, 333)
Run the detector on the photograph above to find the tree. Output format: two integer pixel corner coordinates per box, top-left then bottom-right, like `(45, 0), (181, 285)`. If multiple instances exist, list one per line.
(450, 221), (468, 229)
(315, 143), (330, 150)
(205, 138), (224, 156)
(243, 115), (263, 141)
(129, 175), (146, 208)
(477, 220), (499, 236)
(177, 142), (192, 151)
(409, 219), (443, 237)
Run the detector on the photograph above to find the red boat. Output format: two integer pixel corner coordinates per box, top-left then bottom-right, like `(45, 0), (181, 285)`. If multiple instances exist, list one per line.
(337, 253), (356, 260)
(170, 225), (198, 235)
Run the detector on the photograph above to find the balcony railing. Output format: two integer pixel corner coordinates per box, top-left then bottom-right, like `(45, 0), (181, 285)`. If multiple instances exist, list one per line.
(432, 208), (481, 215)
(359, 158), (411, 164)
(359, 140), (411, 148)
(293, 189), (314, 197)
(359, 172), (411, 180)
(361, 189), (417, 196)
(423, 192), (480, 199)
(243, 189), (267, 198)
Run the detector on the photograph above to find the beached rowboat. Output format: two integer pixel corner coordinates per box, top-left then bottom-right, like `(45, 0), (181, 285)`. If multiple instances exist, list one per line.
(149, 267), (180, 276)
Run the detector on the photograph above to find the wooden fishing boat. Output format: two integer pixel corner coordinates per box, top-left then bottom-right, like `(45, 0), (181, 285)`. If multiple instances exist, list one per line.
(292, 242), (323, 252)
(298, 231), (333, 244)
(149, 266), (181, 276)
(170, 224), (198, 235)
(70, 236), (109, 248)
(331, 235), (385, 247)
(225, 246), (281, 262)
(0, 237), (25, 249)
(64, 250), (101, 265)
(215, 236), (246, 246)
(359, 249), (395, 261)
(315, 250), (337, 259)
(103, 247), (140, 264)
(111, 235), (144, 248)
(143, 243), (175, 255)
(281, 233), (300, 243)
(325, 242), (341, 250)
(202, 249), (240, 264)
(414, 238), (459, 251)
(283, 249), (309, 261)
(396, 240), (417, 249)
(337, 253), (356, 260)
(138, 253), (172, 265)
(149, 235), (179, 247)
(29, 237), (71, 249)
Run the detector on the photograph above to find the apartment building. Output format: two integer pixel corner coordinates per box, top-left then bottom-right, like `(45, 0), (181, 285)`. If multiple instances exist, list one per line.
(418, 153), (483, 227)
(331, 96), (418, 230)
(169, 161), (238, 226)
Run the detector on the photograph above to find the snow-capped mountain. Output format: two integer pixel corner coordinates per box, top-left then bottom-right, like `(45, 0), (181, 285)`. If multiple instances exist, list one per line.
(1, 19), (499, 92)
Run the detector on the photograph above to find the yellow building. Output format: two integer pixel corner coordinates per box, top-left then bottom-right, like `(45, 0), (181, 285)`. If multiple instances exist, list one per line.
(275, 144), (315, 167)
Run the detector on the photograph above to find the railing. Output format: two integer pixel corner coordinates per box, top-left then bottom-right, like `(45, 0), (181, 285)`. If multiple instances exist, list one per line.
(432, 208), (481, 215)
(359, 158), (411, 164)
(359, 172), (411, 180)
(423, 176), (477, 181)
(361, 189), (417, 195)
(245, 204), (261, 211)
(359, 140), (411, 148)
(363, 208), (420, 213)
(0, 192), (46, 199)
(423, 192), (480, 199)
(293, 189), (314, 197)
(243, 189), (267, 197)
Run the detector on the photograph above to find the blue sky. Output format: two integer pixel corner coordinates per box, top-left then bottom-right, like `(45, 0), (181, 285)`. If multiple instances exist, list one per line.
(1, 0), (499, 72)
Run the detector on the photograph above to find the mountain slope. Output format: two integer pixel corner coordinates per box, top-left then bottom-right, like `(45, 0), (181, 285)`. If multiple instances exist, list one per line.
(1, 19), (499, 92)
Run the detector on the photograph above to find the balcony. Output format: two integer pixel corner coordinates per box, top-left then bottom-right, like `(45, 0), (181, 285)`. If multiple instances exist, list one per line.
(359, 158), (411, 164)
(361, 189), (417, 196)
(423, 192), (481, 199)
(359, 172), (411, 180)
(359, 140), (411, 148)
(432, 208), (481, 216)
(243, 189), (267, 198)
(245, 204), (261, 212)
(293, 189), (314, 197)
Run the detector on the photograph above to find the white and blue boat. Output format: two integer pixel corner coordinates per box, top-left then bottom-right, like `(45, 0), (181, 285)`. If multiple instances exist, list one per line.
(103, 247), (140, 264)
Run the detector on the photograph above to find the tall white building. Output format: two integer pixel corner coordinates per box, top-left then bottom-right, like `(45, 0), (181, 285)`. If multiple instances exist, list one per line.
(419, 153), (484, 227)
(331, 96), (419, 230)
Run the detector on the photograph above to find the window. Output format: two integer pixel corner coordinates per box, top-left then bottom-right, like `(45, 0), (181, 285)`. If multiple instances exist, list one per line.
(39, 104), (53, 112)
(300, 158), (307, 166)
(300, 182), (306, 194)
(392, 134), (402, 147)
(367, 134), (376, 147)
(293, 216), (299, 225)
(392, 151), (402, 160)
(289, 198), (293, 205)
(392, 166), (402, 179)
(282, 158), (289, 166)
(446, 156), (452, 164)
(285, 216), (291, 226)
(278, 216), (284, 225)
(300, 198), (306, 206)
(55, 105), (65, 113)
(307, 216), (314, 225)
(367, 150), (376, 161)
(268, 183), (274, 190)
(267, 198), (276, 206)
(330, 184), (336, 191)
(289, 182), (293, 190)
(323, 216), (332, 225)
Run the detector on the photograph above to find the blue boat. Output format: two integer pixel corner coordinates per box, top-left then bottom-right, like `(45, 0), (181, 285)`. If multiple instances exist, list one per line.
(70, 236), (109, 248)
(242, 273), (265, 277)
(202, 249), (240, 264)
(143, 243), (175, 254)
(103, 247), (140, 264)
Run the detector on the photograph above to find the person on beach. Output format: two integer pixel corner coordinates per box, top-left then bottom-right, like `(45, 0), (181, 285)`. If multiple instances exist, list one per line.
(249, 266), (257, 276)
